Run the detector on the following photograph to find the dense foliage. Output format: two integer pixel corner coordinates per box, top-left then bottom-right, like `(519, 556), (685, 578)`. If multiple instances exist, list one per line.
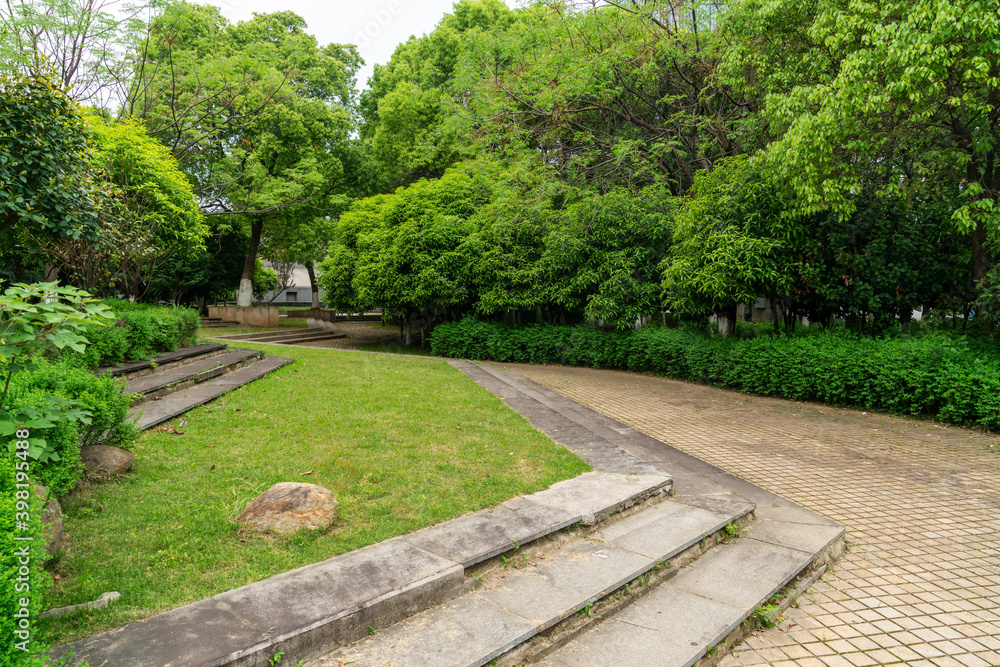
(1, 453), (49, 665)
(431, 319), (1000, 430)
(69, 299), (200, 369)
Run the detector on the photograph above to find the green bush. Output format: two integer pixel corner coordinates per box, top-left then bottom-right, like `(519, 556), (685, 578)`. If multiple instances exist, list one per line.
(1, 450), (50, 665)
(68, 299), (200, 369)
(431, 319), (1000, 431)
(3, 362), (137, 496)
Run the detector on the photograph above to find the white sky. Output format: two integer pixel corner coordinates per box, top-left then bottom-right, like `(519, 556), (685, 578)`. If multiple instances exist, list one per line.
(206, 0), (489, 89)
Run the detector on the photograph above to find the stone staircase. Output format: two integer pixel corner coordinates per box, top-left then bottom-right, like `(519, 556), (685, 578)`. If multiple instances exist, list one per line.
(298, 362), (846, 667)
(60, 357), (844, 667)
(99, 342), (294, 430)
(210, 327), (347, 346)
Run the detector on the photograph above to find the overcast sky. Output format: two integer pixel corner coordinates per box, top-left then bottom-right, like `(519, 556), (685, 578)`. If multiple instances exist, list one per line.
(206, 0), (501, 89)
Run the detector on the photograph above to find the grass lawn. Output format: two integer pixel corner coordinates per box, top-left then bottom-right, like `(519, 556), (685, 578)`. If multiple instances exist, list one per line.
(41, 345), (589, 645)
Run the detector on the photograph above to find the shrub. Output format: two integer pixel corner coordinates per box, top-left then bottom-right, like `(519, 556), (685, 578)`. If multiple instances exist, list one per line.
(2, 361), (136, 496)
(430, 319), (1000, 431)
(1, 450), (51, 665)
(69, 299), (200, 369)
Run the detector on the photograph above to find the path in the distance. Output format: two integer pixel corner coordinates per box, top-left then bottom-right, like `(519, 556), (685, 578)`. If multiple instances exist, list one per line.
(496, 363), (1000, 667)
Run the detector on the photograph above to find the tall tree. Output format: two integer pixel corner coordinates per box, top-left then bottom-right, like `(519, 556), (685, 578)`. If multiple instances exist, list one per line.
(0, 72), (101, 280)
(725, 0), (1000, 290)
(127, 4), (363, 306)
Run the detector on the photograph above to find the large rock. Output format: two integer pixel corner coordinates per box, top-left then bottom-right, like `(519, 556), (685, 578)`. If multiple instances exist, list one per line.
(81, 445), (135, 476)
(34, 484), (64, 557)
(237, 482), (338, 534)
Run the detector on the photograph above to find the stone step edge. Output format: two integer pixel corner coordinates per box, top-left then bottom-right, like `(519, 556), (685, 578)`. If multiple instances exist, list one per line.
(534, 526), (847, 667)
(697, 535), (846, 667)
(127, 349), (263, 406)
(314, 500), (758, 667)
(98, 343), (230, 380)
(131, 355), (295, 430)
(210, 328), (337, 342)
(53, 472), (671, 667)
(492, 510), (760, 667)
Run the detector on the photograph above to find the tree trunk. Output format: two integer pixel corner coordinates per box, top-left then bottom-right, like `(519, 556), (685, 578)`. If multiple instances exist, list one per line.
(237, 218), (265, 307)
(972, 219), (993, 285)
(716, 304), (737, 337)
(306, 262), (321, 309)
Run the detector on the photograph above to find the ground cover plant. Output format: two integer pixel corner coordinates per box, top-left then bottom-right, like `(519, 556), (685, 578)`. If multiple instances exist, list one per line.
(39, 344), (589, 645)
(431, 319), (1000, 432)
(70, 299), (200, 369)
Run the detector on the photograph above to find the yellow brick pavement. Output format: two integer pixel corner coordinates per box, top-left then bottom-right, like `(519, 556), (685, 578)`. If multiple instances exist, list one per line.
(496, 363), (1000, 667)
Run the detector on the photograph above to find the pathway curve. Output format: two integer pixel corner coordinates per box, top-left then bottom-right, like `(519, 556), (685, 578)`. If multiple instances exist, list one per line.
(495, 363), (1000, 667)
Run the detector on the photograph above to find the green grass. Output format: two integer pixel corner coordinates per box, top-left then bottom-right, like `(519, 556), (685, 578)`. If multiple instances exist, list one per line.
(41, 346), (589, 645)
(355, 343), (439, 356)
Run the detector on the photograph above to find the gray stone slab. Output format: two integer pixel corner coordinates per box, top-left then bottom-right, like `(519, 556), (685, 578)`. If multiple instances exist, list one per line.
(311, 593), (536, 667)
(598, 502), (738, 560)
(528, 471), (672, 524)
(541, 588), (745, 667)
(669, 538), (812, 610)
(401, 497), (581, 567)
(669, 494), (756, 519)
(99, 342), (227, 376)
(126, 349), (261, 395)
(55, 540), (464, 667)
(744, 519), (845, 554)
(131, 356), (294, 429)
(575, 447), (668, 475)
(475, 540), (653, 629)
(754, 501), (844, 527)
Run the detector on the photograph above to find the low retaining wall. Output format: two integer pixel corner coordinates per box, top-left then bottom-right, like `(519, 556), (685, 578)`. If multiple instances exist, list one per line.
(208, 306), (279, 327)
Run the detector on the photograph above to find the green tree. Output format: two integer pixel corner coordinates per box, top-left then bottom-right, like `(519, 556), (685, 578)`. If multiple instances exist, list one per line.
(0, 73), (101, 267)
(661, 157), (791, 335)
(726, 0), (1000, 290)
(360, 0), (513, 189)
(127, 4), (363, 306)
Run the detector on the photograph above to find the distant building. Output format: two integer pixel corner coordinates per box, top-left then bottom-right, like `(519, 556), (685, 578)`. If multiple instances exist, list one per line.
(259, 261), (324, 306)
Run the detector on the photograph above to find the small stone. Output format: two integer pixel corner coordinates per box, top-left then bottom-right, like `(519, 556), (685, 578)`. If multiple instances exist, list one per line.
(237, 482), (338, 534)
(81, 445), (135, 476)
(34, 484), (64, 557)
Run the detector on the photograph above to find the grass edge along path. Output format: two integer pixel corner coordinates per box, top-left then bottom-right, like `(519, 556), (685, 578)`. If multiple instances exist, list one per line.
(40, 345), (589, 645)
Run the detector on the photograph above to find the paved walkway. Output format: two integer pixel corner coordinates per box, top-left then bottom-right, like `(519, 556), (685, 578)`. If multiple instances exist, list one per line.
(496, 363), (1000, 667)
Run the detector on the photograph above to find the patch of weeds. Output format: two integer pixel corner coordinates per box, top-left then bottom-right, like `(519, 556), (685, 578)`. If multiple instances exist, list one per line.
(577, 603), (601, 619)
(723, 522), (742, 541)
(750, 604), (780, 628)
(369, 626), (378, 636)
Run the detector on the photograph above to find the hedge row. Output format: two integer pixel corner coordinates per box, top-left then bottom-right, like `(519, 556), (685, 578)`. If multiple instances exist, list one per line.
(4, 361), (137, 496)
(67, 299), (200, 369)
(430, 319), (1000, 431)
(1, 453), (50, 665)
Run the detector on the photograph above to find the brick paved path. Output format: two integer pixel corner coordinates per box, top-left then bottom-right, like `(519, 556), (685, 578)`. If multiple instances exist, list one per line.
(497, 363), (1000, 667)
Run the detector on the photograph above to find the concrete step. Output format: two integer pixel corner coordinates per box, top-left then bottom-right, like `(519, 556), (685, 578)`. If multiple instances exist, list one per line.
(129, 355), (294, 430)
(97, 343), (228, 380)
(52, 472), (672, 667)
(307, 496), (757, 667)
(213, 328), (347, 344)
(448, 360), (847, 666)
(125, 348), (263, 406)
(539, 518), (845, 667)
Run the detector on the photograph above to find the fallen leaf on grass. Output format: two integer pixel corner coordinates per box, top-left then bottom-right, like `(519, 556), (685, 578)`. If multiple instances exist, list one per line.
(204, 445), (215, 448)
(299, 469), (314, 476)
(210, 465), (216, 471)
